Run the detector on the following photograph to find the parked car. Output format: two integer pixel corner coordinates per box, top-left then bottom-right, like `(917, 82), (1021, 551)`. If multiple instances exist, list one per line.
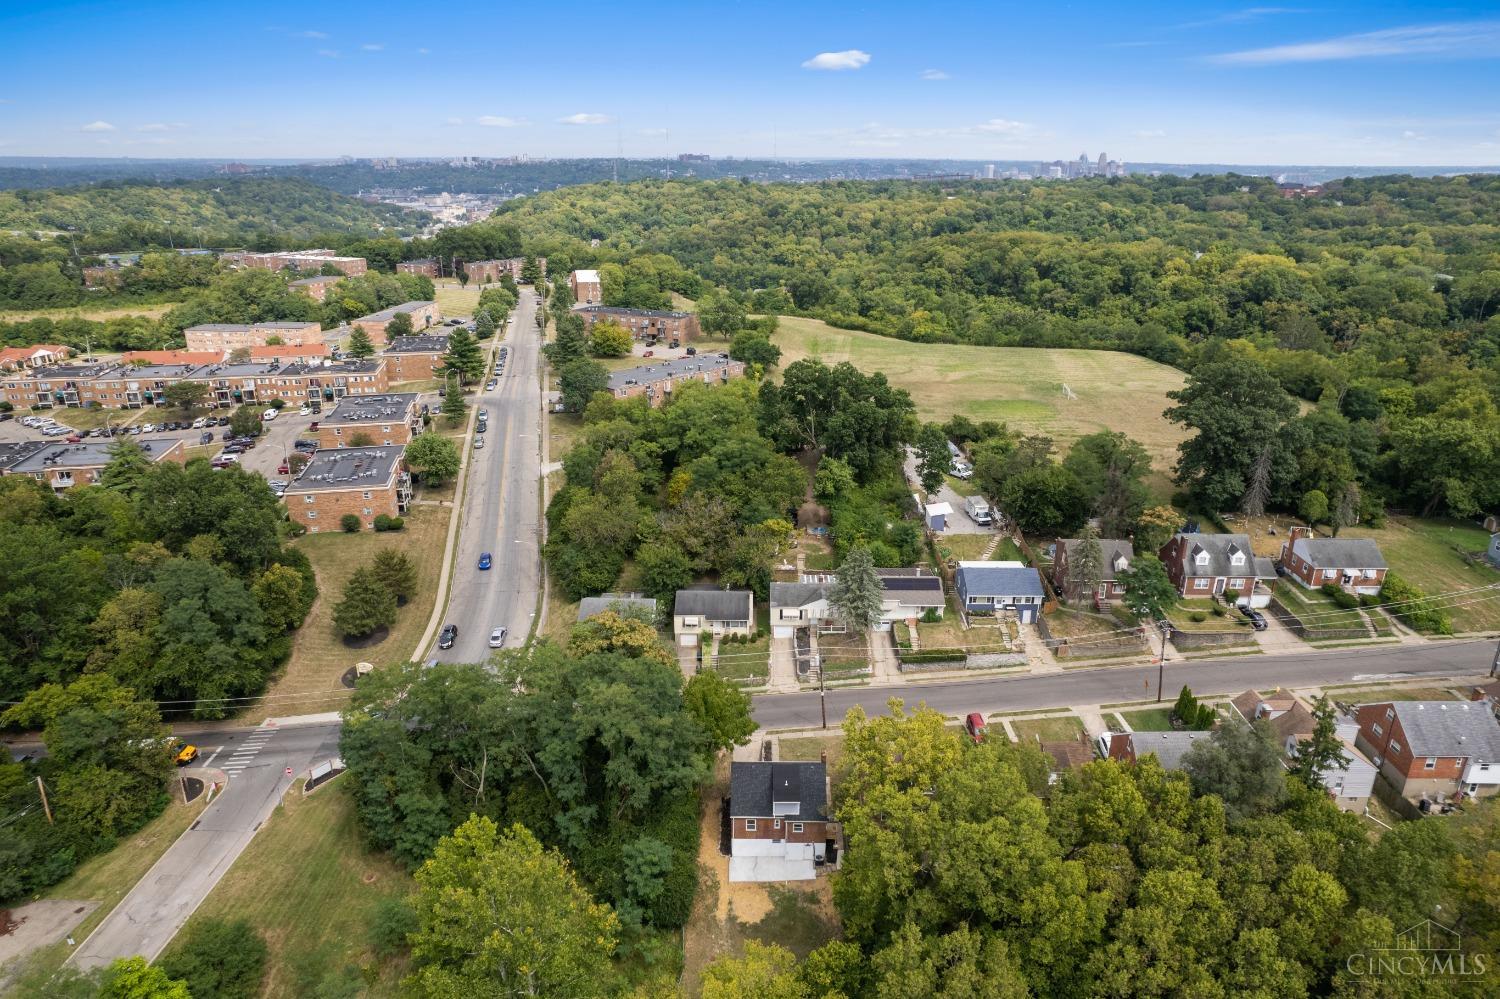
(642, 350), (654, 358)
(277, 461), (290, 474)
(210, 455), (239, 468)
(478, 552), (492, 570)
(438, 624), (458, 649)
(685, 346), (697, 356)
(141, 423), (156, 433)
(298, 406), (311, 416)
(485, 379), (497, 391)
(965, 712), (989, 744)
(294, 439), (318, 452)
(191, 417), (206, 429)
(268, 480), (288, 495)
(308, 421), (319, 431)
(262, 408), (277, 422)
(65, 434), (82, 443)
(128, 426), (142, 435)
(474, 436), (485, 450)
(669, 339), (680, 349)
(489, 627), (507, 649)
(1244, 608), (1269, 631)
(199, 431), (213, 445)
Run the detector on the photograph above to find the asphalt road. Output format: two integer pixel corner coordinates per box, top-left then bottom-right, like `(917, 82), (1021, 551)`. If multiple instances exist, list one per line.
(751, 637), (1500, 730)
(69, 719), (342, 970)
(428, 289), (543, 662)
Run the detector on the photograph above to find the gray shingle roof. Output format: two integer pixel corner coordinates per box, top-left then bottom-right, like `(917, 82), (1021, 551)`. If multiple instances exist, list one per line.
(730, 762), (828, 821)
(1391, 702), (1500, 760)
(770, 582), (828, 609)
(1290, 537), (1388, 570)
(674, 588), (753, 621)
(1172, 533), (1273, 579)
(956, 562), (1045, 598)
(1130, 730), (1213, 770)
(1061, 538), (1134, 574)
(577, 595), (658, 622)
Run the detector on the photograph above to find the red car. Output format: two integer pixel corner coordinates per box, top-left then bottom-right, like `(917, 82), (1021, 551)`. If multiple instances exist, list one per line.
(964, 712), (989, 744)
(277, 461), (290, 474)
(66, 434), (83, 443)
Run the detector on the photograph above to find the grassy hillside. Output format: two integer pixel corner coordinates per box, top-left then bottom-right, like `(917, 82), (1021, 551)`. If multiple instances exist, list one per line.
(773, 315), (1188, 475)
(0, 177), (423, 241)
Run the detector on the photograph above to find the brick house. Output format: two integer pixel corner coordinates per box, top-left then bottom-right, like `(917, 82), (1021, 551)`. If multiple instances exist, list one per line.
(1052, 538), (1133, 603)
(1278, 527), (1387, 595)
(1353, 700), (1500, 802)
(282, 446), (412, 532)
(289, 275), (344, 302)
(1230, 689), (1377, 811)
(382, 334), (449, 382)
(1160, 533), (1277, 607)
(222, 249), (367, 276)
(316, 393), (420, 448)
(607, 356), (745, 407)
(397, 258), (440, 278)
(351, 301), (441, 345)
(575, 305), (701, 344)
(1, 437), (187, 490)
(728, 761), (838, 882)
(569, 269), (602, 305)
(184, 322), (323, 353)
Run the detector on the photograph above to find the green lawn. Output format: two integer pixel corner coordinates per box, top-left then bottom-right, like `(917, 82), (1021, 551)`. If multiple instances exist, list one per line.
(943, 474), (981, 498)
(1273, 580), (1368, 630)
(935, 533), (999, 562)
(1119, 707), (1176, 731)
(431, 280), (480, 318)
(46, 407), (143, 431)
(1011, 715), (1086, 744)
(1339, 517), (1500, 632)
(165, 781), (411, 998)
(1327, 685), (1464, 704)
(774, 315), (1187, 488)
(779, 734), (845, 773)
(1167, 598), (1251, 632)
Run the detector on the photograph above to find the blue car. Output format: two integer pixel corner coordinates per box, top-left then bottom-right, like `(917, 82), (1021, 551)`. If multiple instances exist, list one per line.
(478, 552), (492, 571)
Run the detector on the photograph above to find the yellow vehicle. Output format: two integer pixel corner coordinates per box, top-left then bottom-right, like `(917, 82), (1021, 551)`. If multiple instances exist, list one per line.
(174, 742), (199, 766)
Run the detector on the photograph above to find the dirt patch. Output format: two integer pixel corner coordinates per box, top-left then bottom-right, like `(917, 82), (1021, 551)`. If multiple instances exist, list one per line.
(0, 899), (99, 968)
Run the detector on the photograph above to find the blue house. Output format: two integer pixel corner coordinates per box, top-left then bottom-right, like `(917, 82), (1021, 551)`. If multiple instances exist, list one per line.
(954, 560), (1046, 622)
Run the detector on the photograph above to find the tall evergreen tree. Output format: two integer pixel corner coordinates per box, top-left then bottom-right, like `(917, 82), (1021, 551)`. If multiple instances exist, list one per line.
(829, 545), (885, 633)
(347, 325), (376, 359)
(441, 326), (485, 383)
(1065, 524), (1105, 602)
(1288, 696), (1352, 790)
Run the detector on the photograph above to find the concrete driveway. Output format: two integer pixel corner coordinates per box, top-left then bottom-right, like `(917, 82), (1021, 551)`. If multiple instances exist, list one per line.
(902, 448), (993, 536)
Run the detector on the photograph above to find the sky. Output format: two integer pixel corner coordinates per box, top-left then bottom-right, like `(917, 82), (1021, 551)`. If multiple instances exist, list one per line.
(3, 1), (1500, 164)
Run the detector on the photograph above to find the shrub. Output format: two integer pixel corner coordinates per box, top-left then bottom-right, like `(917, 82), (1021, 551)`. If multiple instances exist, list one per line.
(1223, 588), (1240, 603)
(920, 607), (942, 623)
(158, 918), (268, 999)
(340, 513), (361, 533)
(373, 514), (405, 532)
(1331, 590), (1360, 610)
(1190, 611), (1208, 623)
(1210, 604), (1226, 617)
(1380, 571), (1452, 635)
(1320, 582), (1342, 598)
(1359, 593), (1380, 607)
(368, 897), (418, 959)
(269, 398), (286, 410)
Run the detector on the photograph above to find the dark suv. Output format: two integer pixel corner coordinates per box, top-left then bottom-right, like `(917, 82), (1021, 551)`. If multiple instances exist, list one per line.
(438, 624), (459, 649)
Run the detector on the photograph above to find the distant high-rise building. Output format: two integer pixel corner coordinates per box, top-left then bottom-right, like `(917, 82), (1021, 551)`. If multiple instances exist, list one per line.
(984, 163), (996, 179)
(1098, 152), (1108, 172)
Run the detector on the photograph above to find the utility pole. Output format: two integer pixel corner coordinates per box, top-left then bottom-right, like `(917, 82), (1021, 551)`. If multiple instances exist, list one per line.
(1154, 621), (1170, 703)
(36, 776), (53, 825)
(1491, 636), (1500, 678)
(818, 652), (827, 729)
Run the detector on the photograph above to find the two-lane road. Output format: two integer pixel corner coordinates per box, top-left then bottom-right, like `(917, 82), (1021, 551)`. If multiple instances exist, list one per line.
(429, 289), (544, 663)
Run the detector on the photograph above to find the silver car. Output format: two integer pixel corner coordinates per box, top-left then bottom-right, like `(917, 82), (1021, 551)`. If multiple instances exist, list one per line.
(488, 627), (507, 648)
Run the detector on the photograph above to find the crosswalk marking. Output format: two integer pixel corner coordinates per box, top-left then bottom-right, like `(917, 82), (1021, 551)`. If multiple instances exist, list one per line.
(218, 728), (276, 776)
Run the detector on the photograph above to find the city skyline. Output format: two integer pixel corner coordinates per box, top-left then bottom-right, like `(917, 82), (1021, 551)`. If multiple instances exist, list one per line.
(3, 1), (1500, 164)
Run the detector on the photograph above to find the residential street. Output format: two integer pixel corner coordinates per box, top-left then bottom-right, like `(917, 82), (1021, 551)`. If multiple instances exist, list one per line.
(427, 289), (543, 663)
(750, 637), (1499, 730)
(68, 719), (342, 970)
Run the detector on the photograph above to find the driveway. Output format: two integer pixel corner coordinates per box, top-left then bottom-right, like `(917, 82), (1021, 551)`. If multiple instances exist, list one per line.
(902, 448), (992, 535)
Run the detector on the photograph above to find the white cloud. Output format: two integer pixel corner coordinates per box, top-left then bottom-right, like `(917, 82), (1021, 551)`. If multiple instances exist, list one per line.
(1209, 20), (1500, 65)
(299, 30), (327, 39)
(558, 112), (609, 125)
(135, 122), (187, 133)
(974, 118), (1028, 135)
(918, 68), (950, 80)
(802, 49), (871, 71)
(80, 120), (116, 132)
(361, 43), (384, 51)
(317, 48), (340, 58)
(476, 115), (526, 127)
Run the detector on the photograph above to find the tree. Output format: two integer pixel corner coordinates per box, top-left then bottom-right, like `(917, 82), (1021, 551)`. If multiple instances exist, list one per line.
(559, 358), (610, 412)
(521, 256), (542, 284)
(333, 568), (396, 638)
(1181, 720), (1287, 821)
(700, 293), (748, 339)
(347, 325), (376, 359)
(229, 404), (262, 438)
(997, 463), (1089, 537)
(406, 818), (619, 998)
(1300, 488), (1329, 527)
(441, 377), (466, 425)
(699, 942), (807, 999)
(440, 326), (485, 383)
(1117, 552), (1177, 620)
(100, 439), (153, 498)
(100, 957), (191, 999)
(1132, 504), (1179, 555)
(547, 311), (590, 366)
(829, 544), (885, 633)
(473, 308), (497, 339)
(158, 918), (268, 999)
(1240, 444), (1273, 518)
(1330, 482), (1361, 537)
(637, 539), (694, 602)
(385, 311), (415, 339)
(589, 320), (633, 357)
(915, 423), (950, 495)
(405, 432), (460, 486)
(1063, 431), (1152, 538)
(1287, 696), (1351, 791)
(372, 548), (418, 605)
(683, 669), (756, 752)
(729, 331), (781, 371)
(252, 563), (312, 633)
(1065, 525), (1104, 602)
(164, 380), (208, 417)
(348, 432), (375, 447)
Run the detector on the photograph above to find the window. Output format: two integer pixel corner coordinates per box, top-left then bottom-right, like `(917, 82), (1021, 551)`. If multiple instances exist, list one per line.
(1425, 757), (1437, 770)
(773, 819), (782, 830)
(744, 819), (756, 832)
(1193, 578), (1209, 590)
(1385, 707), (1394, 721)
(303, 495), (316, 504)
(307, 511), (317, 519)
(1390, 740), (1402, 755)
(1372, 723), (1383, 737)
(362, 491), (371, 500)
(792, 822), (804, 833)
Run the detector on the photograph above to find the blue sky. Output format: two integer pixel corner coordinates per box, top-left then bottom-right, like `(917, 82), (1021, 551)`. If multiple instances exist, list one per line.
(3, 1), (1500, 163)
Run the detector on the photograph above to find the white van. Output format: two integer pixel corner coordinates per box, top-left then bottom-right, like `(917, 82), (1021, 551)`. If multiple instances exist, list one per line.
(262, 408), (278, 422)
(964, 495), (993, 525)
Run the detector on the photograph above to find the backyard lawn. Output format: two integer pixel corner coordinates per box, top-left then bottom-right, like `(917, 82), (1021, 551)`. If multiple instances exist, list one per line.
(779, 734), (846, 772)
(1011, 715), (1086, 744)
(1340, 517), (1500, 633)
(165, 781), (412, 998)
(934, 533), (1002, 562)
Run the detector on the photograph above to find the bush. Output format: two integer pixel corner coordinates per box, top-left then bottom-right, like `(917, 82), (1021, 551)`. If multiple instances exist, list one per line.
(1359, 593), (1380, 607)
(373, 514), (404, 532)
(920, 607), (942, 623)
(1190, 611), (1208, 623)
(1320, 582), (1342, 598)
(340, 513), (361, 532)
(1223, 588), (1240, 603)
(1380, 571), (1452, 635)
(368, 897), (418, 959)
(1210, 604), (1226, 617)
(158, 918), (268, 999)
(899, 648), (967, 664)
(269, 398), (286, 410)
(1331, 590), (1360, 609)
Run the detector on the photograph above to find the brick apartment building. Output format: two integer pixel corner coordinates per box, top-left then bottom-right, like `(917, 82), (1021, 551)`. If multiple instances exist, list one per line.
(223, 249), (367, 276)
(1353, 700), (1500, 802)
(245, 343), (332, 366)
(200, 359), (389, 407)
(282, 446), (412, 532)
(184, 322), (323, 353)
(607, 355), (745, 407)
(351, 302), (441, 345)
(289, 275), (344, 302)
(0, 437), (187, 490)
(397, 258), (440, 278)
(569, 269), (602, 305)
(463, 257), (545, 284)
(576, 305), (700, 343)
(119, 350), (226, 367)
(2, 361), (138, 409)
(316, 393), (420, 448)
(0, 345), (73, 372)
(382, 334), (449, 382)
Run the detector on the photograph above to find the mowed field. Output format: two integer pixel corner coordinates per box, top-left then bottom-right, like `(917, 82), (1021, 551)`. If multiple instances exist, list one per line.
(0, 301), (179, 322)
(432, 279), (480, 318)
(774, 316), (1188, 475)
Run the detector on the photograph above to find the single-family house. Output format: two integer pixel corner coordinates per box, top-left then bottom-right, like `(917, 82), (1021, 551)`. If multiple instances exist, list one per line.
(1098, 730), (1213, 770)
(1160, 532), (1277, 607)
(878, 568), (945, 623)
(1230, 689), (1377, 810)
(1278, 527), (1387, 595)
(672, 589), (754, 640)
(1052, 538), (1133, 603)
(769, 582), (836, 639)
(954, 561), (1046, 622)
(1040, 739), (1095, 784)
(728, 761), (837, 882)
(1353, 700), (1500, 802)
(0, 344), (73, 372)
